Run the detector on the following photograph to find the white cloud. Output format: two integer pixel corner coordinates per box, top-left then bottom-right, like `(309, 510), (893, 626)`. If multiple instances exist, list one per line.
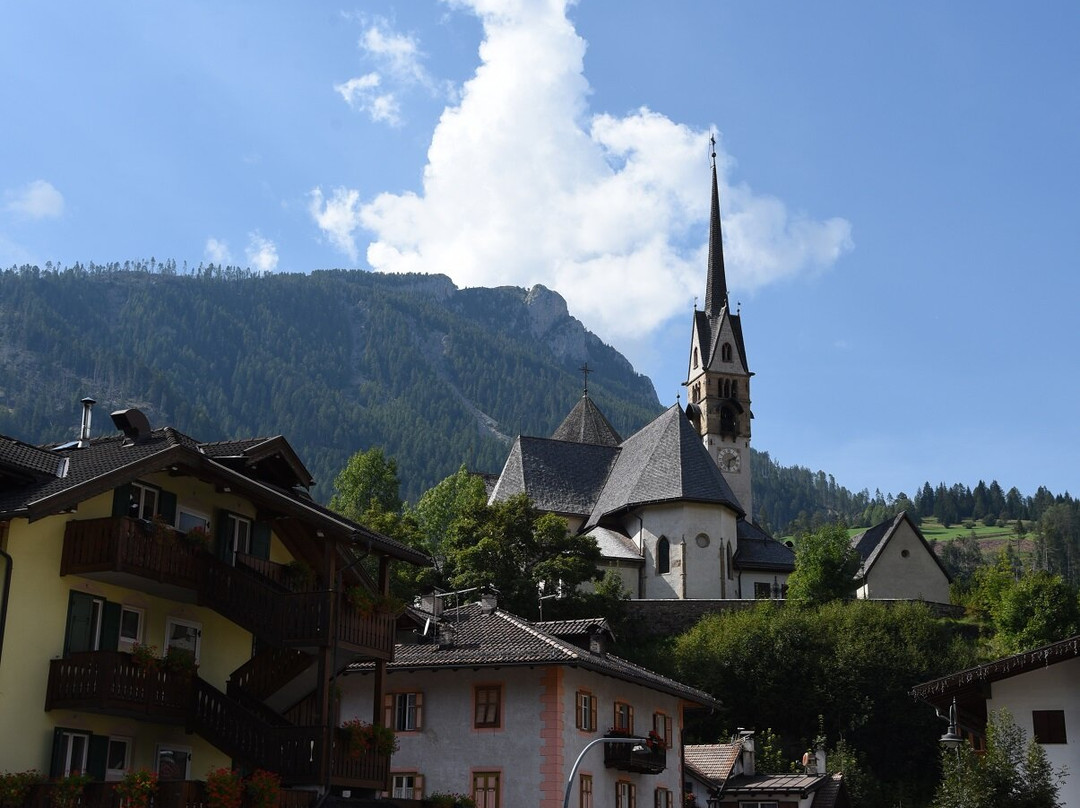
(5, 180), (64, 219)
(205, 237), (232, 264)
(335, 73), (402, 126)
(246, 232), (279, 272)
(315, 0), (853, 344)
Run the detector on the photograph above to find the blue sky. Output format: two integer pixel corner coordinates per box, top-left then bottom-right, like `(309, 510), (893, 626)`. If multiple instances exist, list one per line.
(2, 1), (1077, 501)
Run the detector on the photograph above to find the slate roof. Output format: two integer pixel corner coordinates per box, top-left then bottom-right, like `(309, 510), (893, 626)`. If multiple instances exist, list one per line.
(347, 601), (721, 709)
(735, 519), (795, 572)
(684, 741), (741, 781)
(585, 405), (744, 528)
(488, 436), (619, 516)
(0, 422), (428, 566)
(587, 526), (642, 561)
(850, 511), (952, 583)
(551, 394), (622, 446)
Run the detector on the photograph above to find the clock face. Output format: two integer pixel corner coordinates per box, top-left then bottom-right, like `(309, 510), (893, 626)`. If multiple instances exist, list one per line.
(719, 448), (740, 472)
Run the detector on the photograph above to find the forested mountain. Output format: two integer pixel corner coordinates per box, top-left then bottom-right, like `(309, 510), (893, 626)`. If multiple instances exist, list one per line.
(0, 262), (659, 502)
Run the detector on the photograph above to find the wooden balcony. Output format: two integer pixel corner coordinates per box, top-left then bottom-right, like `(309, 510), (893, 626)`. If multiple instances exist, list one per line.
(60, 517), (395, 658)
(45, 651), (191, 722)
(603, 732), (667, 774)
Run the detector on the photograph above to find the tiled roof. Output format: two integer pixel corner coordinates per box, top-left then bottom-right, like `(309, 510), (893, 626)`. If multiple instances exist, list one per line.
(588, 526), (642, 561)
(348, 602), (720, 708)
(812, 773), (846, 808)
(734, 520), (795, 572)
(850, 511), (952, 583)
(685, 742), (741, 781)
(533, 618), (612, 638)
(489, 436), (618, 516)
(551, 394), (623, 446)
(0, 423), (428, 566)
(0, 435), (65, 480)
(587, 405), (744, 528)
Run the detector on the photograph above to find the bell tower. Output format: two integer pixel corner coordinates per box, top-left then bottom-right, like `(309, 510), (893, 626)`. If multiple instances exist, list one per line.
(685, 139), (754, 518)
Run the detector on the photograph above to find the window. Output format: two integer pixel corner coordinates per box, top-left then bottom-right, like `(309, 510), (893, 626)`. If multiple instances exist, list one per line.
(579, 774), (593, 808)
(118, 606), (143, 650)
(653, 712), (672, 749)
(225, 513), (252, 564)
(164, 617), (201, 664)
(656, 537), (670, 574)
(614, 701), (634, 734)
(726, 544), (734, 580)
(391, 773), (423, 799)
(105, 737), (132, 781)
(386, 692), (423, 732)
(472, 772), (500, 808)
(616, 781), (636, 808)
(576, 690), (597, 731)
(177, 508), (209, 533)
(474, 685), (502, 728)
(739, 803), (778, 808)
(721, 342), (732, 362)
(55, 729), (91, 776)
(693, 348), (699, 368)
(155, 745), (190, 780)
(720, 406), (736, 435)
(753, 582), (772, 599)
(1033, 710), (1068, 744)
(130, 482), (159, 520)
(654, 788), (673, 808)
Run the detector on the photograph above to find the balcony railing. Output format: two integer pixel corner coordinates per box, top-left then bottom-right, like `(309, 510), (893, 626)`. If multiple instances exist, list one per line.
(61, 517), (395, 657)
(603, 732), (667, 774)
(45, 651), (191, 721)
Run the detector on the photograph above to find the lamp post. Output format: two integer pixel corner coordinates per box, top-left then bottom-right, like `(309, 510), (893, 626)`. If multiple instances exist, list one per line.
(939, 697), (963, 749)
(562, 736), (649, 808)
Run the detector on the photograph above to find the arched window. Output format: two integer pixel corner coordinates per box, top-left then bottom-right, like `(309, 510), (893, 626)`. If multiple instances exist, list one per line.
(722, 379), (730, 399)
(657, 537), (670, 574)
(731, 380), (738, 398)
(692, 348), (699, 368)
(720, 406), (737, 435)
(721, 342), (732, 362)
(726, 543), (734, 580)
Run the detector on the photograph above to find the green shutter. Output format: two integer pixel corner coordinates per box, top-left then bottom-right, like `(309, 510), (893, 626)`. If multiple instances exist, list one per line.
(100, 602), (122, 652)
(252, 522), (271, 560)
(87, 735), (108, 780)
(64, 592), (95, 655)
(158, 490), (177, 525)
(112, 484), (133, 518)
(50, 728), (66, 778)
(215, 510), (232, 563)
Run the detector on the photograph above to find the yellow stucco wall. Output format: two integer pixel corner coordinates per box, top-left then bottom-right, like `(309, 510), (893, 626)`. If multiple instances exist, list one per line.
(0, 472), (297, 775)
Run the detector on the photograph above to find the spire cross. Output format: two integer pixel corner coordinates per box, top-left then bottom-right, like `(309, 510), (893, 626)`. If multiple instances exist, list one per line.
(710, 133), (717, 167)
(579, 363), (592, 395)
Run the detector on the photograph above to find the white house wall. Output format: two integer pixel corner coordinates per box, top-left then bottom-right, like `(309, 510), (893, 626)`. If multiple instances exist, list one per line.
(862, 521), (951, 603)
(987, 658), (1080, 807)
(339, 662), (689, 807)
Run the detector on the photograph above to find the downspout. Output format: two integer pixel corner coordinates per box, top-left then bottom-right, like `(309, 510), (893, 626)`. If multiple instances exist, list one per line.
(636, 513), (646, 598)
(0, 541), (11, 665)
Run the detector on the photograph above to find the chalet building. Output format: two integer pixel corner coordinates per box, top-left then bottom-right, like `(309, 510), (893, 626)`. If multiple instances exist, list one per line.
(0, 401), (427, 798)
(850, 511), (952, 603)
(339, 594), (720, 807)
(488, 149), (793, 600)
(913, 635), (1080, 806)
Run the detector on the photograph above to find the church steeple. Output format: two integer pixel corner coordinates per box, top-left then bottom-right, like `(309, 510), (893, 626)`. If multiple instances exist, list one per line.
(704, 136), (728, 317)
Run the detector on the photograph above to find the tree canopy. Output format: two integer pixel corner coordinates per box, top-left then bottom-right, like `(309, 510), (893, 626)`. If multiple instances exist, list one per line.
(786, 522), (862, 606)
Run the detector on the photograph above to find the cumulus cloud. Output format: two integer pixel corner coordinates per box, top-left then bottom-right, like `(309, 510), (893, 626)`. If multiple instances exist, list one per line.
(334, 17), (445, 126)
(5, 180), (64, 219)
(205, 237), (232, 264)
(313, 0), (853, 342)
(246, 232), (279, 272)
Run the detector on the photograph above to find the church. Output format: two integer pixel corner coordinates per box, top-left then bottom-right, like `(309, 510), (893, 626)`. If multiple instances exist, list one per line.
(488, 150), (794, 599)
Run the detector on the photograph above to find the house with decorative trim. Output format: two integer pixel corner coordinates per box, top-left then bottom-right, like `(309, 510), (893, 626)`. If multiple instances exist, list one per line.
(487, 156), (794, 601)
(912, 634), (1080, 806)
(339, 594), (721, 807)
(850, 511), (952, 603)
(0, 401), (427, 798)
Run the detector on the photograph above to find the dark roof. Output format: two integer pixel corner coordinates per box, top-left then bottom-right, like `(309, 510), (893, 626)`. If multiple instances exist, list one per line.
(588, 526), (642, 561)
(489, 436), (619, 516)
(533, 617), (612, 638)
(723, 773), (832, 795)
(850, 511), (953, 583)
(0, 435), (66, 484)
(586, 405), (744, 528)
(812, 773), (849, 808)
(734, 519), (795, 572)
(347, 601), (721, 708)
(704, 159), (729, 317)
(911, 634), (1080, 707)
(551, 394), (622, 446)
(0, 423), (428, 566)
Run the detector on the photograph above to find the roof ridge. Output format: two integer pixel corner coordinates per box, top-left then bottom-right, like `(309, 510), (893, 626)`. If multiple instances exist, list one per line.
(497, 610), (581, 659)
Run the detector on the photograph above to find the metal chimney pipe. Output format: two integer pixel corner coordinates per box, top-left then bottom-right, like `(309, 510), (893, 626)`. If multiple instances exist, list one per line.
(78, 397), (96, 448)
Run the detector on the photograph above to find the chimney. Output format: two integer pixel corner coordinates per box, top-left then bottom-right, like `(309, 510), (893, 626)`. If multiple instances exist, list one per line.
(815, 746), (827, 776)
(78, 398), (96, 448)
(588, 625), (607, 656)
(480, 588), (498, 614)
(739, 730), (755, 776)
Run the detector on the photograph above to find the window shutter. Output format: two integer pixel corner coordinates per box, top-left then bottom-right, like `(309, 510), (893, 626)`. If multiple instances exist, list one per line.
(64, 592), (95, 655)
(576, 691), (584, 729)
(383, 693), (394, 728)
(100, 601), (122, 652)
(415, 691), (424, 730)
(414, 775), (424, 799)
(50, 728), (66, 778)
(87, 735), (108, 780)
(590, 695), (597, 731)
(215, 510), (232, 563)
(158, 490), (177, 525)
(252, 522), (272, 560)
(629, 705), (634, 734)
(112, 484), (133, 518)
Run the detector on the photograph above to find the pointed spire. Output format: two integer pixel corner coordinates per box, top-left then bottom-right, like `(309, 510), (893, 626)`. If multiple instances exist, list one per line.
(704, 134), (729, 317)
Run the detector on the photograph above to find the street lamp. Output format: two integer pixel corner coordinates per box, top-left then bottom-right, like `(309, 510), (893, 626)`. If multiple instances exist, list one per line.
(939, 697), (963, 749)
(562, 736), (649, 808)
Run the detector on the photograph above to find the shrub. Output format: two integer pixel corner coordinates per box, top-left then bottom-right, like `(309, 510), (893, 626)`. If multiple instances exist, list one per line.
(51, 773), (92, 808)
(116, 769), (158, 808)
(341, 719), (398, 757)
(206, 768), (243, 808)
(129, 643), (160, 670)
(245, 770), (280, 808)
(426, 794), (476, 808)
(0, 770), (43, 808)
